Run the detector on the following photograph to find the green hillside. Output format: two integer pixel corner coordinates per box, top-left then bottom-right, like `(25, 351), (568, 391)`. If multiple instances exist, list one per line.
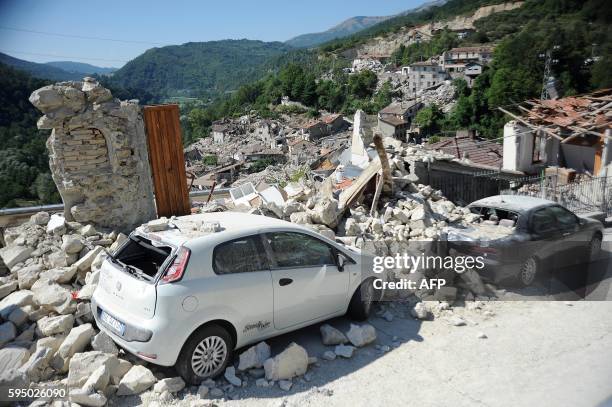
(110, 39), (295, 100)
(0, 63), (60, 208)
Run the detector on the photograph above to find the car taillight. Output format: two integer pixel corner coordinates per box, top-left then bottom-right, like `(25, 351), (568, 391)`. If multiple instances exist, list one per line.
(468, 245), (499, 255)
(160, 247), (190, 284)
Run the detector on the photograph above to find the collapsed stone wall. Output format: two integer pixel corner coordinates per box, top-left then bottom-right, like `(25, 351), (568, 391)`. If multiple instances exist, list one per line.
(29, 78), (156, 232)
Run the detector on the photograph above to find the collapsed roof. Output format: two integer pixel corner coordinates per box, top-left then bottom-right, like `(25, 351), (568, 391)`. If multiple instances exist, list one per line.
(498, 88), (612, 144)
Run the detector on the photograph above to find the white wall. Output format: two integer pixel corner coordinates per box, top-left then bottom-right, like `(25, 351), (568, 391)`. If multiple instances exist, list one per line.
(503, 121), (534, 172)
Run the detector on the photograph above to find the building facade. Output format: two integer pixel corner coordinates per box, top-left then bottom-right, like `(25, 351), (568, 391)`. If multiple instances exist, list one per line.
(401, 62), (450, 96)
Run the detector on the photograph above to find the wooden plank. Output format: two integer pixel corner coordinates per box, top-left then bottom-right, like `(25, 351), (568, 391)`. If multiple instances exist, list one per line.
(143, 104), (190, 217)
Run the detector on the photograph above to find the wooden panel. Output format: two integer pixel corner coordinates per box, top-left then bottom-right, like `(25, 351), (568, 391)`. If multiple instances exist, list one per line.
(143, 105), (191, 218)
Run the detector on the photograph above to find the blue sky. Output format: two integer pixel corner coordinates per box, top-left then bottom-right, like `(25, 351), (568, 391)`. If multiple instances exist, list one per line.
(0, 0), (425, 68)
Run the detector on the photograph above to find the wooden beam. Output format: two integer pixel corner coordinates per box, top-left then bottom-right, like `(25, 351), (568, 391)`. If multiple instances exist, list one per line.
(497, 107), (563, 140)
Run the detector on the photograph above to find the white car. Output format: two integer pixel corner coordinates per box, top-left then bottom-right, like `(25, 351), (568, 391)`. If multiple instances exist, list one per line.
(92, 212), (375, 383)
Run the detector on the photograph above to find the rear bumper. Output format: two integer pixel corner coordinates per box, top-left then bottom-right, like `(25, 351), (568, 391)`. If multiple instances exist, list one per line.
(91, 291), (180, 367)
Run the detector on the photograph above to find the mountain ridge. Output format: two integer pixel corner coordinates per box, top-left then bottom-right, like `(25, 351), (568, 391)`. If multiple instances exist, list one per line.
(0, 52), (81, 81)
(285, 0), (448, 48)
(45, 61), (117, 76)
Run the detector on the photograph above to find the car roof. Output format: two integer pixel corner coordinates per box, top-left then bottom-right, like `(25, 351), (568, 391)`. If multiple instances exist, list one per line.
(138, 212), (308, 247)
(468, 195), (555, 214)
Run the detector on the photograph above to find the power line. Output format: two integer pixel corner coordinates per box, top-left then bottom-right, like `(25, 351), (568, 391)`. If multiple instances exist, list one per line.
(0, 50), (129, 63)
(0, 26), (166, 46)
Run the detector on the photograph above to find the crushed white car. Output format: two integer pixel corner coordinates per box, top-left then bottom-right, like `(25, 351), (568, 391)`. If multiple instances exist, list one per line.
(92, 212), (375, 383)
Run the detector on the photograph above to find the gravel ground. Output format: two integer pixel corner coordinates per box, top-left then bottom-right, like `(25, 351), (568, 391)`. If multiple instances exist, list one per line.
(111, 234), (612, 407)
(118, 299), (612, 407)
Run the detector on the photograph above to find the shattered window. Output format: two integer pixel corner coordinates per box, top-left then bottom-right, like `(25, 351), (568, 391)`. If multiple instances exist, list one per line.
(213, 235), (268, 274)
(265, 232), (335, 268)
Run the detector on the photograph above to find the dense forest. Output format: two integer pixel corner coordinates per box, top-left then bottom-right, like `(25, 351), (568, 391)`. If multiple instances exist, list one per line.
(110, 40), (296, 101)
(0, 63), (60, 208)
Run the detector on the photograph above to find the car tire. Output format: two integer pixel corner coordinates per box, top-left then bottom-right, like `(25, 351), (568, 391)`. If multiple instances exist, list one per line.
(588, 234), (602, 262)
(514, 256), (538, 287)
(347, 279), (376, 321)
(175, 324), (233, 385)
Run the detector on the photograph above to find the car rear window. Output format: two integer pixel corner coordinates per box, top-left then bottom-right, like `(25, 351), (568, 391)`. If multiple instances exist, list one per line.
(114, 235), (173, 280)
(213, 235), (268, 275)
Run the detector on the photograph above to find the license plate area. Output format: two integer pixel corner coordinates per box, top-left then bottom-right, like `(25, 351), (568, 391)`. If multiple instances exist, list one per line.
(100, 309), (126, 336)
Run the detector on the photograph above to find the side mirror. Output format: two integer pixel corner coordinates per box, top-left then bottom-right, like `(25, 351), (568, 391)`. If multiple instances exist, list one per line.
(337, 254), (346, 272)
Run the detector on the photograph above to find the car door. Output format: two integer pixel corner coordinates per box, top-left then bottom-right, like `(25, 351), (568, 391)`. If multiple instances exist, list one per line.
(548, 205), (584, 265)
(211, 235), (274, 339)
(529, 206), (564, 269)
(263, 231), (350, 330)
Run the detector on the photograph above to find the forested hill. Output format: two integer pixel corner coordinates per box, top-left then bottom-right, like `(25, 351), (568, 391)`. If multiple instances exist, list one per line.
(0, 63), (60, 208)
(0, 52), (81, 81)
(110, 39), (295, 100)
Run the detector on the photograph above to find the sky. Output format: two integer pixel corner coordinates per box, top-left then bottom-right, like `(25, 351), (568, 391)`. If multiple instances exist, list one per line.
(0, 0), (425, 68)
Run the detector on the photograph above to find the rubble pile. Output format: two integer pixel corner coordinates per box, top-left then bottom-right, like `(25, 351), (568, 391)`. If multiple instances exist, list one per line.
(231, 163), (306, 188)
(377, 74), (457, 113)
(253, 138), (487, 301)
(0, 212), (140, 403)
(417, 81), (457, 113)
(351, 58), (384, 73)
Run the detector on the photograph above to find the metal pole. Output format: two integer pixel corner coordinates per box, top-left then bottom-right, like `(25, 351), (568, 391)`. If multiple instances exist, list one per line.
(602, 165), (609, 214)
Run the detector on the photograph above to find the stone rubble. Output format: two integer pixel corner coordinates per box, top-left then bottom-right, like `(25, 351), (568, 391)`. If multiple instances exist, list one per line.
(334, 345), (355, 359)
(263, 342), (309, 381)
(319, 324), (348, 346)
(237, 341), (271, 371)
(0, 210), (147, 403)
(346, 324), (377, 348)
(116, 365), (157, 396)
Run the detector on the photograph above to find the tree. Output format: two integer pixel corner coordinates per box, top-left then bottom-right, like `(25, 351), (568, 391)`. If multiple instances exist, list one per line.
(414, 105), (444, 136)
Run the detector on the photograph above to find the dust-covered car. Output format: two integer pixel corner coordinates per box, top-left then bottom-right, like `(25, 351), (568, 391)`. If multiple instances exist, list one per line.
(446, 195), (604, 286)
(91, 212), (375, 383)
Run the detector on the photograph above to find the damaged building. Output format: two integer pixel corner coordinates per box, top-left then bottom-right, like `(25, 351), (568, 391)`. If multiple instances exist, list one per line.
(28, 78), (156, 232)
(500, 89), (612, 176)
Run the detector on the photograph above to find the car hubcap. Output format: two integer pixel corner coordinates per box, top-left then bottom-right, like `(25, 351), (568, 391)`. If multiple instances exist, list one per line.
(521, 258), (537, 285)
(191, 336), (227, 377)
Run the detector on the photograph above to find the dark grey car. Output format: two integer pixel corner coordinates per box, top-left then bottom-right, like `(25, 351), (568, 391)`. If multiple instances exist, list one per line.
(447, 195), (604, 286)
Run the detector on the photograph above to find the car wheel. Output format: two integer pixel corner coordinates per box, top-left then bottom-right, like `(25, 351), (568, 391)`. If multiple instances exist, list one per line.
(176, 324), (233, 385)
(347, 279), (376, 321)
(588, 234), (602, 262)
(516, 256), (538, 287)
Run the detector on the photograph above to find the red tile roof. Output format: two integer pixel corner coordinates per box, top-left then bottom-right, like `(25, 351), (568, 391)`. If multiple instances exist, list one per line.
(425, 136), (503, 168)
